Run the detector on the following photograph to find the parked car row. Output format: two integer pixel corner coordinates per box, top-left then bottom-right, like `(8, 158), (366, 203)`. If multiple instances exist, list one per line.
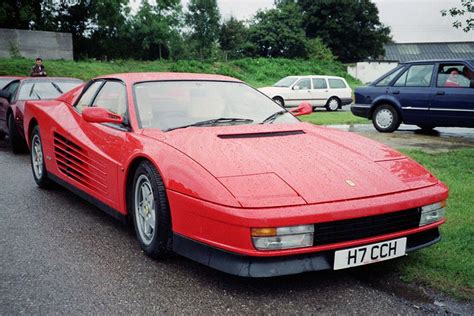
(351, 59), (474, 132)
(259, 75), (353, 111)
(1, 71), (447, 277)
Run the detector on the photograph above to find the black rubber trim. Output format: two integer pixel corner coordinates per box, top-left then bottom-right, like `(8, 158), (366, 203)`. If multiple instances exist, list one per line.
(48, 172), (127, 223)
(172, 228), (441, 277)
(218, 130), (305, 139)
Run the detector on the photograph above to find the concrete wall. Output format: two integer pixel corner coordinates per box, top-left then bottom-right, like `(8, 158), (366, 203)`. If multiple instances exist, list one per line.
(347, 61), (399, 84)
(0, 28), (73, 60)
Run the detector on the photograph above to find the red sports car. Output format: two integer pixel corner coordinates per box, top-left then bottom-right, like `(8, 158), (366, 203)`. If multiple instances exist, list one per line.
(23, 73), (448, 277)
(0, 77), (83, 153)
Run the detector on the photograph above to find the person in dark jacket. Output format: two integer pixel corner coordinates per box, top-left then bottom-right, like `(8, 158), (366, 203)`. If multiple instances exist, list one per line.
(30, 57), (47, 77)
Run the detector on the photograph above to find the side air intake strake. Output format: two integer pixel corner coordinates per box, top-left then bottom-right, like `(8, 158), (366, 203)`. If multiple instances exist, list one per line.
(218, 130), (305, 139)
(53, 132), (108, 195)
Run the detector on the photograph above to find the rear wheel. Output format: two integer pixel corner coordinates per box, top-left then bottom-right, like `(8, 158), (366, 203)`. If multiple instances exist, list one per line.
(272, 97), (284, 107)
(131, 161), (172, 259)
(372, 104), (401, 133)
(30, 125), (52, 188)
(8, 114), (27, 154)
(325, 97), (341, 111)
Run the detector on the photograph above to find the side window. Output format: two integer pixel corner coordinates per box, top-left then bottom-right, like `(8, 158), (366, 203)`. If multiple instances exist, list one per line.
(312, 78), (327, 89)
(76, 81), (103, 113)
(92, 81), (127, 116)
(375, 67), (405, 86)
(328, 79), (347, 89)
(394, 64), (434, 87)
(294, 78), (311, 90)
(437, 64), (470, 88)
(4, 81), (20, 100)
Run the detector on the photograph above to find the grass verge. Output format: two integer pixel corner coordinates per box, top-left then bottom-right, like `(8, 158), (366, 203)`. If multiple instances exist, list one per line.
(300, 111), (368, 125)
(399, 148), (474, 300)
(0, 57), (361, 89)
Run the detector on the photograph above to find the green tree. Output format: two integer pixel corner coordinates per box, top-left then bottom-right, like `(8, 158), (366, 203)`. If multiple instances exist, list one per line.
(0, 0), (41, 29)
(247, 2), (308, 58)
(128, 0), (182, 60)
(219, 17), (250, 60)
(441, 0), (473, 32)
(298, 0), (391, 62)
(185, 0), (221, 59)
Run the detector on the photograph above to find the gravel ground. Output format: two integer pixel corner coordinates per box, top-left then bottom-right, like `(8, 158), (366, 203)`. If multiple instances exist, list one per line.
(0, 137), (472, 314)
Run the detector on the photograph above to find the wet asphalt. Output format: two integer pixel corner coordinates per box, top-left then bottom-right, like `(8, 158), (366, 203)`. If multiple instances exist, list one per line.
(0, 132), (473, 314)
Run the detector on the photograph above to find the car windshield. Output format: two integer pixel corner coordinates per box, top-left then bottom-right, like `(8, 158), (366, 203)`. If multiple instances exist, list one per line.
(0, 78), (14, 90)
(17, 79), (83, 100)
(134, 81), (299, 131)
(273, 77), (298, 87)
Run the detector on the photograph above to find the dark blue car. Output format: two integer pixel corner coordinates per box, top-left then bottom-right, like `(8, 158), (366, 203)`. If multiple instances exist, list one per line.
(351, 59), (474, 132)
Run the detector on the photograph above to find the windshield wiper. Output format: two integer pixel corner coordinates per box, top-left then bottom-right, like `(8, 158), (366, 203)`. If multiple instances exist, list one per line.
(166, 117), (254, 132)
(50, 81), (63, 94)
(28, 84), (42, 100)
(261, 110), (287, 124)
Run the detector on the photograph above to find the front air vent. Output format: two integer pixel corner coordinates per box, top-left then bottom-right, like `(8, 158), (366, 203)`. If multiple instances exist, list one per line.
(53, 132), (108, 195)
(218, 130), (305, 139)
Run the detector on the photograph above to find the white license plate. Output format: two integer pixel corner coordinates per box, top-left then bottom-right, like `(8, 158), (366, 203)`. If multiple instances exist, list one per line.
(333, 237), (407, 270)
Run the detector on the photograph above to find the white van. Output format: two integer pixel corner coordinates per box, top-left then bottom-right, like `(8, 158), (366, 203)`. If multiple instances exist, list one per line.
(259, 76), (353, 111)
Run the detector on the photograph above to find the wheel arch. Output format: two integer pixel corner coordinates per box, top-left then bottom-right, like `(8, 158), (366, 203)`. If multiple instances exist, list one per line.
(369, 98), (403, 121)
(124, 155), (167, 218)
(272, 95), (285, 106)
(26, 117), (39, 149)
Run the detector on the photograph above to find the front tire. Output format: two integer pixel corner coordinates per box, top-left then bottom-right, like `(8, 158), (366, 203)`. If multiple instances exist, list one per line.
(131, 161), (172, 259)
(372, 104), (401, 133)
(8, 114), (27, 154)
(325, 97), (341, 112)
(30, 125), (52, 188)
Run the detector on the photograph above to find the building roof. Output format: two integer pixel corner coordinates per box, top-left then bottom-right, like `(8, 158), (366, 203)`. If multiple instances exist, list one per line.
(384, 42), (474, 62)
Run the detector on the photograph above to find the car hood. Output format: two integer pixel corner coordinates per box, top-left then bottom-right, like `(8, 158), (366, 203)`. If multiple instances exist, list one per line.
(142, 123), (437, 208)
(258, 86), (289, 94)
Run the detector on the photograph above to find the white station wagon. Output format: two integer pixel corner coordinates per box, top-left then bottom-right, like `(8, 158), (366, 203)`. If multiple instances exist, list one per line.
(259, 76), (353, 111)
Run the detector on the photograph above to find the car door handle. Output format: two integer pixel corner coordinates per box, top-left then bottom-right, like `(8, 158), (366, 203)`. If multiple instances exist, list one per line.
(436, 91), (445, 95)
(391, 90), (400, 95)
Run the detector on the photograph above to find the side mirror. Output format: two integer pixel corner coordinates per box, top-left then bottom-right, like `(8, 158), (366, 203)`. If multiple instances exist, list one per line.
(82, 107), (123, 124)
(293, 85), (301, 90)
(290, 102), (313, 117)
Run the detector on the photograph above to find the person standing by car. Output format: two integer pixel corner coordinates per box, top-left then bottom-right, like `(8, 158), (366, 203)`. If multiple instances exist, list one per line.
(30, 57), (47, 77)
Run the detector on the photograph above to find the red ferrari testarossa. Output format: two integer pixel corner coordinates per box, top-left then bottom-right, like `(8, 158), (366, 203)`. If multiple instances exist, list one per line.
(23, 73), (448, 277)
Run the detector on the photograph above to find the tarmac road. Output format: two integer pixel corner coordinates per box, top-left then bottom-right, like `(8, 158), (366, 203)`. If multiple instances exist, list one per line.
(0, 139), (472, 314)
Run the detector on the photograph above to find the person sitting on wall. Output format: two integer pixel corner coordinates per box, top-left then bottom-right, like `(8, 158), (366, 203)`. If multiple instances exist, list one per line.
(30, 57), (47, 77)
(444, 68), (461, 87)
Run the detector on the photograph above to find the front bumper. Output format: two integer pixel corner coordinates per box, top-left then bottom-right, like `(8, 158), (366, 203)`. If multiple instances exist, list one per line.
(173, 228), (441, 277)
(350, 104), (371, 118)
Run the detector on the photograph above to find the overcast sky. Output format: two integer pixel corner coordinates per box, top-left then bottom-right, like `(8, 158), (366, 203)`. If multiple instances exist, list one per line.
(132, 0), (474, 43)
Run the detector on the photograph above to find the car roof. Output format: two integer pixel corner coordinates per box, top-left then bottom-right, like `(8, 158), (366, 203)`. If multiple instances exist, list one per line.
(94, 72), (243, 84)
(19, 77), (83, 82)
(402, 59), (473, 65)
(285, 75), (346, 80)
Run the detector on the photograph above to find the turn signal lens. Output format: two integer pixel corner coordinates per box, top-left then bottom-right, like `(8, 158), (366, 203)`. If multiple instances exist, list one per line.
(251, 228), (277, 237)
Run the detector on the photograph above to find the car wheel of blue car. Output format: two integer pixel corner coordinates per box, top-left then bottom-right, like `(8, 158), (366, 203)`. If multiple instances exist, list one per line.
(372, 104), (401, 133)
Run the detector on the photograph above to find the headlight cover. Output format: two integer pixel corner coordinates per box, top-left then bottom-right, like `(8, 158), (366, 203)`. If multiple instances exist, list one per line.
(252, 225), (314, 250)
(419, 201), (446, 226)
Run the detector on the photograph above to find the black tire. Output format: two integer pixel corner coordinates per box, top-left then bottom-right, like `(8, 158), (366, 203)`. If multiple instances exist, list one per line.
(325, 97), (341, 112)
(272, 96), (284, 107)
(8, 114), (27, 154)
(131, 160), (172, 259)
(372, 104), (401, 133)
(30, 125), (52, 188)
